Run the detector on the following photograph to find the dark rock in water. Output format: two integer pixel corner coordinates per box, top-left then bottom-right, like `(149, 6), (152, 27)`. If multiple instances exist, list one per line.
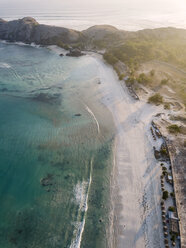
(66, 48), (84, 57)
(59, 53), (64, 57)
(9, 237), (17, 245)
(17, 229), (23, 234)
(32, 92), (61, 105)
(74, 113), (81, 117)
(40, 173), (54, 187)
(0, 88), (8, 92)
(64, 174), (70, 180)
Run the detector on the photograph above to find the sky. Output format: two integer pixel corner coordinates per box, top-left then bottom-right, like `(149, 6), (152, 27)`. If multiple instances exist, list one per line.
(0, 0), (185, 31)
(0, 0), (185, 9)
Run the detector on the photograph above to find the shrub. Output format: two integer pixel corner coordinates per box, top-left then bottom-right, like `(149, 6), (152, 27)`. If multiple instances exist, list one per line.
(114, 66), (120, 77)
(150, 70), (155, 77)
(162, 166), (167, 171)
(167, 124), (181, 134)
(103, 52), (118, 65)
(160, 147), (168, 156)
(148, 93), (163, 105)
(171, 235), (176, 242)
(137, 73), (151, 85)
(163, 171), (167, 176)
(168, 206), (175, 212)
(162, 191), (169, 200)
(161, 79), (169, 85)
(57, 41), (70, 50)
(170, 192), (175, 197)
(119, 74), (125, 81)
(164, 103), (170, 110)
(126, 76), (135, 85)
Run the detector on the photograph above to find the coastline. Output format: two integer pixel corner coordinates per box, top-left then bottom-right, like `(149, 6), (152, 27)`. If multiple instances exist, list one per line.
(0, 38), (184, 247)
(92, 53), (165, 247)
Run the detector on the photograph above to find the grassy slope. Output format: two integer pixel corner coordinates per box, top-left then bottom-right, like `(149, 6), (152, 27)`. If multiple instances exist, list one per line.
(101, 28), (186, 106)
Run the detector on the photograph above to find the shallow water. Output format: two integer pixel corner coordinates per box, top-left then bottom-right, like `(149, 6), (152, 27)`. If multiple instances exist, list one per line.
(0, 42), (115, 248)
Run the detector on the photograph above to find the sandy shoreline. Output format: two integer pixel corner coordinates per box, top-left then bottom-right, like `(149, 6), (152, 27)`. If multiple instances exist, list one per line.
(91, 54), (165, 248)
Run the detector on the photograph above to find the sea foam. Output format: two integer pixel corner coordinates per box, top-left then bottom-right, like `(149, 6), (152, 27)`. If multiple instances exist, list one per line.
(0, 62), (11, 68)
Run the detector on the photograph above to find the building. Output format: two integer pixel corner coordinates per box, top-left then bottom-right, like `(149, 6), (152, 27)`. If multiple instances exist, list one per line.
(168, 211), (179, 234)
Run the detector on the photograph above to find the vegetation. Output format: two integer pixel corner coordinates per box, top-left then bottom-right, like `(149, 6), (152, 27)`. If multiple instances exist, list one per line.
(150, 69), (155, 77)
(56, 41), (70, 50)
(163, 171), (167, 176)
(119, 74), (125, 81)
(126, 76), (135, 85)
(161, 78), (169, 85)
(168, 206), (175, 212)
(137, 73), (151, 85)
(101, 29), (186, 106)
(170, 192), (175, 198)
(103, 52), (118, 66)
(171, 235), (176, 242)
(105, 32), (186, 70)
(160, 146), (168, 156)
(164, 103), (170, 110)
(167, 124), (181, 134)
(162, 191), (169, 200)
(148, 93), (163, 105)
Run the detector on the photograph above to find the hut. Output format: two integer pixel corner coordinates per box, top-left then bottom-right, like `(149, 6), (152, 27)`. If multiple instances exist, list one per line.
(163, 226), (168, 231)
(164, 232), (168, 237)
(162, 210), (166, 215)
(168, 211), (179, 235)
(170, 218), (179, 235)
(164, 238), (168, 244)
(166, 174), (173, 184)
(161, 206), (165, 210)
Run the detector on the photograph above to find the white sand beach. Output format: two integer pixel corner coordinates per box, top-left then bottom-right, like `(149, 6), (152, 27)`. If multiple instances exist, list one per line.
(92, 54), (165, 248)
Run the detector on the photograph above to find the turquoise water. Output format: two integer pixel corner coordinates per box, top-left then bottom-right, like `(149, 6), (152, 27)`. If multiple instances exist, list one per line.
(0, 42), (115, 248)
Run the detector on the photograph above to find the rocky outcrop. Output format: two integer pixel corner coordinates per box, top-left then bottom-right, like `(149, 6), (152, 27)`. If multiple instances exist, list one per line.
(1, 17), (186, 51)
(82, 25), (131, 48)
(0, 17), (85, 45)
(82, 25), (120, 40)
(66, 48), (84, 57)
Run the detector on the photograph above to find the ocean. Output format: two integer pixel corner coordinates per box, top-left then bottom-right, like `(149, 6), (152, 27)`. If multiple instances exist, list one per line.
(0, 42), (115, 248)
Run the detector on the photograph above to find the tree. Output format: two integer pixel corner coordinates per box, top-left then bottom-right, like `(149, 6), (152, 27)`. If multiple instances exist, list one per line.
(137, 73), (151, 85)
(168, 206), (175, 212)
(162, 191), (169, 200)
(150, 70), (155, 77)
(119, 74), (125, 81)
(167, 125), (181, 134)
(161, 79), (169, 85)
(148, 93), (163, 105)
